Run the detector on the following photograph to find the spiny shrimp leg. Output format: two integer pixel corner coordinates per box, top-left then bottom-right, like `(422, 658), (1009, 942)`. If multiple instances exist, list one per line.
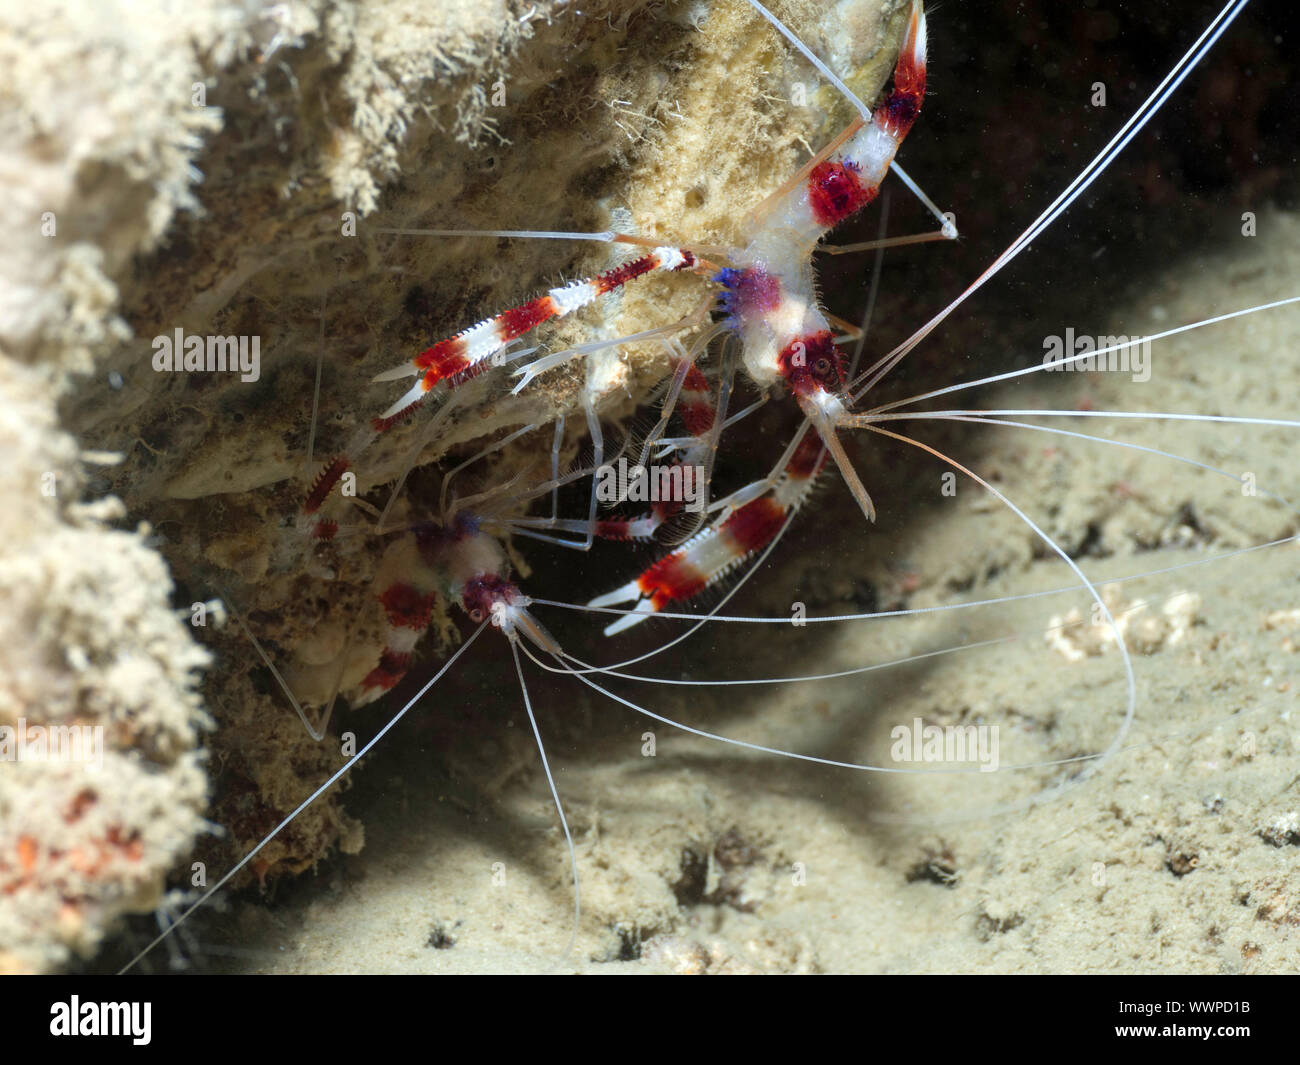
(302, 242), (713, 526)
(508, 300), (714, 395)
(662, 335), (740, 543)
(607, 339), (738, 545)
(625, 317), (727, 469)
(742, 0), (954, 240)
(497, 323), (728, 548)
(503, 338), (740, 547)
(380, 244), (710, 404)
(588, 428), (827, 635)
(437, 422), (540, 519)
(649, 391), (771, 460)
(512, 292), (717, 550)
(433, 412), (632, 525)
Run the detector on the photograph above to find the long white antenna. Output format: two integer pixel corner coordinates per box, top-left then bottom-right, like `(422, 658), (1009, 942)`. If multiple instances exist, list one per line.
(851, 0), (1253, 400)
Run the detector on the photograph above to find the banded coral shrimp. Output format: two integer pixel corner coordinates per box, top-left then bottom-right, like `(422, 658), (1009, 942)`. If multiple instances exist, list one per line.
(71, 0), (930, 972)
(83, 0), (1300, 974)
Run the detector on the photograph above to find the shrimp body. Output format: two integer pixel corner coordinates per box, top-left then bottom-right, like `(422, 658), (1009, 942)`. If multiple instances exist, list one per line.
(356, 513), (555, 705)
(725, 3), (926, 395)
(589, 4), (928, 620)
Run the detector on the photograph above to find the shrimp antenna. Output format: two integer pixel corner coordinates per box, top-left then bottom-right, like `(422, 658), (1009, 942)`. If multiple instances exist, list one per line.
(509, 641), (582, 965)
(850, 0), (1252, 399)
(118, 624), (489, 973)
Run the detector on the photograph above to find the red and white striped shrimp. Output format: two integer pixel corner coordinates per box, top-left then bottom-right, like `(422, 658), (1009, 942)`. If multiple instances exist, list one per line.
(289, 0), (934, 668)
(293, 1), (937, 550)
(99, 0), (1300, 975)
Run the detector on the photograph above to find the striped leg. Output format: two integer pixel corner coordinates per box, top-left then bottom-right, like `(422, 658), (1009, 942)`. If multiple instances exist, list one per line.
(373, 246), (703, 423)
(301, 246), (706, 529)
(502, 351), (735, 548)
(745, 1), (930, 242)
(588, 428), (827, 635)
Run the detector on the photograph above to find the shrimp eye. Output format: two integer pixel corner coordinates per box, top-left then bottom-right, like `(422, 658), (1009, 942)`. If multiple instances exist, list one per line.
(469, 608), (485, 622)
(814, 357), (830, 375)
